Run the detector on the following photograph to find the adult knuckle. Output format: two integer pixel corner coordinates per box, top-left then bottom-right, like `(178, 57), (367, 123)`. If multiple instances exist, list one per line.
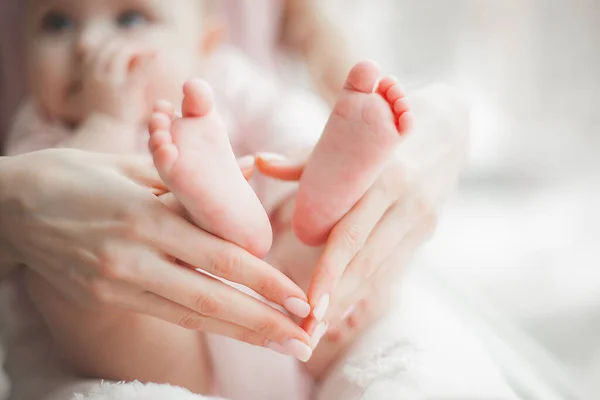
(195, 294), (221, 317)
(121, 206), (151, 241)
(254, 320), (278, 338)
(315, 263), (338, 284)
(178, 311), (207, 331)
(96, 247), (140, 282)
(335, 222), (363, 255)
(95, 245), (120, 279)
(211, 250), (240, 278)
(88, 278), (113, 306)
(353, 254), (377, 277)
(256, 276), (277, 299)
(240, 329), (263, 346)
(113, 257), (142, 282)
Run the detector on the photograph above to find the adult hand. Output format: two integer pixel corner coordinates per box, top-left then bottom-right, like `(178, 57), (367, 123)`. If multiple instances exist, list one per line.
(0, 149), (312, 355)
(257, 83), (468, 337)
(259, 153), (438, 338)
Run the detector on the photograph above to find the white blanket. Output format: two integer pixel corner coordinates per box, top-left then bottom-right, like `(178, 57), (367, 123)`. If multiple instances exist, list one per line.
(0, 270), (517, 400)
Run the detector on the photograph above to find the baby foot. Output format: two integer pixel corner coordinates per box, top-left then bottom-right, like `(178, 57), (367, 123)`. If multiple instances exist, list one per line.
(149, 79), (272, 257)
(293, 61), (413, 246)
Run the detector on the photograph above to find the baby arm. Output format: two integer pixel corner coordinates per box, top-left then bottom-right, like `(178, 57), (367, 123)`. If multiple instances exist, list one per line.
(69, 39), (155, 153)
(6, 41), (154, 156)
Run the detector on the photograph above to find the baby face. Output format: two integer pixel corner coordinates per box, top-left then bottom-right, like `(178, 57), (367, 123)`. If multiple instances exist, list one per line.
(26, 0), (210, 125)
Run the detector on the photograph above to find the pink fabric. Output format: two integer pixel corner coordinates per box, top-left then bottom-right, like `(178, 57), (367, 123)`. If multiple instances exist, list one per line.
(217, 0), (283, 70)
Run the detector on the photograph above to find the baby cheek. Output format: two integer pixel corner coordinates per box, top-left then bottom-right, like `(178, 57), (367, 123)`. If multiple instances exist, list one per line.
(29, 55), (71, 114)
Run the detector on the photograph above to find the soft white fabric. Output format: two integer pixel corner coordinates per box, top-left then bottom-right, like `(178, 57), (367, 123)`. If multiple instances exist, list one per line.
(316, 268), (519, 400)
(71, 381), (222, 400)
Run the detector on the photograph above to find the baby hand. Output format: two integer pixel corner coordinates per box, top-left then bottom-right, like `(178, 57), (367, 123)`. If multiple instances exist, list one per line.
(82, 39), (156, 124)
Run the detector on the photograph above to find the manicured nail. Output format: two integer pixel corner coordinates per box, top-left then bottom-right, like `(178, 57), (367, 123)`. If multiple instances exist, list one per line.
(311, 322), (328, 348)
(256, 152), (288, 162)
(284, 339), (313, 362)
(312, 294), (330, 322)
(266, 339), (313, 362)
(237, 155), (255, 169)
(342, 304), (358, 320)
(284, 297), (311, 318)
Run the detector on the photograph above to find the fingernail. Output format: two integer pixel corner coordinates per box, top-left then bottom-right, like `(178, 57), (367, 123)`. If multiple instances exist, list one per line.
(312, 294), (330, 322)
(284, 297), (311, 318)
(311, 322), (328, 348)
(266, 339), (313, 362)
(237, 155), (255, 169)
(284, 339), (313, 362)
(256, 152), (288, 162)
(342, 304), (358, 320)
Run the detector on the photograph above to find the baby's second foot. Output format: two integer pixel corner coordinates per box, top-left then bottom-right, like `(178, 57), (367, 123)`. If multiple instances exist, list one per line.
(293, 61), (413, 246)
(149, 80), (272, 257)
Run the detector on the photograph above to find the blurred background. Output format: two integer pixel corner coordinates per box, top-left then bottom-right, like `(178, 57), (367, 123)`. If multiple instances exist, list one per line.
(320, 1), (600, 398)
(222, 0), (600, 398)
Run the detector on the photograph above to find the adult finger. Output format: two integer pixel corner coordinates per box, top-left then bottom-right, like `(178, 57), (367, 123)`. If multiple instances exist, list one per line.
(142, 203), (310, 317)
(327, 220), (433, 325)
(140, 258), (307, 342)
(34, 265), (276, 349)
(332, 202), (415, 300)
(126, 291), (272, 348)
(344, 198), (436, 289)
(304, 188), (394, 324)
(138, 259), (313, 360)
(255, 153), (306, 181)
(114, 154), (168, 194)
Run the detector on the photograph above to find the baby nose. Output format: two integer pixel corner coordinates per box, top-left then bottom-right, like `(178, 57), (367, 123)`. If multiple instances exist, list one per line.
(75, 26), (106, 60)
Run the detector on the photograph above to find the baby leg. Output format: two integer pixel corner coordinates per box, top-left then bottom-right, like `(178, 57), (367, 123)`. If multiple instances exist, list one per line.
(23, 269), (214, 395)
(149, 80), (272, 258)
(293, 61), (413, 246)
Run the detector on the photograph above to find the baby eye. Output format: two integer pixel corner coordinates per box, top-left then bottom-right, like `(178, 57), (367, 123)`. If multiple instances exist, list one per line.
(40, 11), (75, 34)
(116, 10), (149, 29)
